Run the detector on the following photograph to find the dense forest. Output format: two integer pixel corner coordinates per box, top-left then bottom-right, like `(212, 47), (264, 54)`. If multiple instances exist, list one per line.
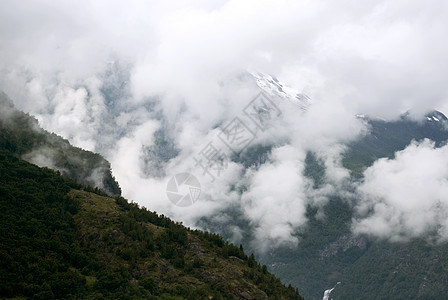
(0, 147), (303, 299)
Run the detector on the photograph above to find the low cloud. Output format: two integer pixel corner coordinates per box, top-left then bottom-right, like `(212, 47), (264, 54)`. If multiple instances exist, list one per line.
(353, 139), (448, 242)
(241, 145), (310, 251)
(22, 146), (64, 172)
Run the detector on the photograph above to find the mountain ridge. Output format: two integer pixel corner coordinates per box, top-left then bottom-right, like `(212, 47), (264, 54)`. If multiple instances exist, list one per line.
(0, 95), (304, 299)
(0, 91), (121, 196)
(343, 109), (448, 177)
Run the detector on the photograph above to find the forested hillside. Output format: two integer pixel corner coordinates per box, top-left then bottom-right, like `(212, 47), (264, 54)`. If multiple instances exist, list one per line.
(0, 148), (302, 299)
(0, 91), (121, 196)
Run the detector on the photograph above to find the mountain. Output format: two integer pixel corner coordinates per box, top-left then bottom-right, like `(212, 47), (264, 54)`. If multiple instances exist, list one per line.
(343, 110), (448, 177)
(0, 91), (121, 196)
(191, 88), (448, 299)
(161, 69), (448, 299)
(4, 71), (448, 299)
(253, 110), (448, 299)
(250, 71), (311, 111)
(0, 101), (303, 299)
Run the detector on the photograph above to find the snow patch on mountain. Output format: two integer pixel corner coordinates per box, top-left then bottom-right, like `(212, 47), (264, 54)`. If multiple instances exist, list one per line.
(249, 71), (311, 111)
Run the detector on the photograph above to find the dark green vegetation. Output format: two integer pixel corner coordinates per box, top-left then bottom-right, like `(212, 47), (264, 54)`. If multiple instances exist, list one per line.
(331, 240), (448, 299)
(0, 149), (302, 299)
(261, 198), (355, 297)
(0, 92), (120, 196)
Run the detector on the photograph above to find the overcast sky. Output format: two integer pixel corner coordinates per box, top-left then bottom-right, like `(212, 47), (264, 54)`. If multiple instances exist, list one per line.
(1, 0), (448, 251)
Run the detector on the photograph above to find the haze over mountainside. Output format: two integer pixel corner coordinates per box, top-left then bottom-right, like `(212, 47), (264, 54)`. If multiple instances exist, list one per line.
(0, 107), (303, 299)
(0, 91), (121, 196)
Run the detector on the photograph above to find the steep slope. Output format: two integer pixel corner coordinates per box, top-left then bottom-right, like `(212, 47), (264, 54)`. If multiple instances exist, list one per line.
(258, 196), (448, 300)
(343, 111), (448, 177)
(0, 91), (121, 196)
(0, 149), (303, 299)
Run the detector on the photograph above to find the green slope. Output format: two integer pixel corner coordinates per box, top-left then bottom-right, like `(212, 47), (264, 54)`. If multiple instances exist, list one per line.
(0, 91), (121, 196)
(0, 149), (302, 299)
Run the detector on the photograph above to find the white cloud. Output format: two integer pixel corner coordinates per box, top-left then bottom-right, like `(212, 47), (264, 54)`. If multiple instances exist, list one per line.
(353, 139), (448, 242)
(241, 145), (310, 251)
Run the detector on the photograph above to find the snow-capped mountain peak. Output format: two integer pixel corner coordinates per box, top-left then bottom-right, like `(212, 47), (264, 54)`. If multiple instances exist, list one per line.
(249, 71), (311, 111)
(425, 110), (448, 123)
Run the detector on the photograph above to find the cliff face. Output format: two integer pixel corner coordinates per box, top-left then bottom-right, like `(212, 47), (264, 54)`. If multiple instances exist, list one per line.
(319, 233), (368, 260)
